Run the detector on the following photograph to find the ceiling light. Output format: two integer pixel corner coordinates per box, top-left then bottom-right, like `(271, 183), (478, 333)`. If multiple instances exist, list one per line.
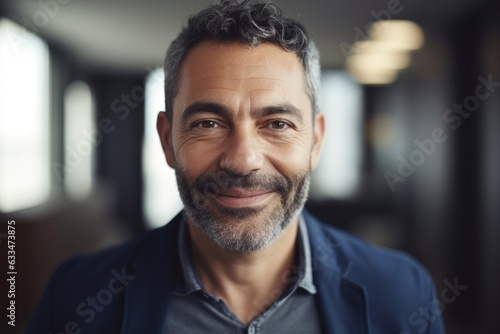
(348, 67), (398, 85)
(347, 49), (411, 72)
(369, 20), (424, 51)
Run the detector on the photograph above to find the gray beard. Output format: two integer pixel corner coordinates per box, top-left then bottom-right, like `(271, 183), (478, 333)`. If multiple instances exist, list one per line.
(174, 164), (311, 253)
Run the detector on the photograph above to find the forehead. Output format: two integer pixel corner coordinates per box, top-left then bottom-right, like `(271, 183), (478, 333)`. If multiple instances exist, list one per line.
(175, 41), (310, 114)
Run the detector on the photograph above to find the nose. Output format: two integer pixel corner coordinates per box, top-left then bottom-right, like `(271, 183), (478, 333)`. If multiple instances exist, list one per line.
(220, 127), (264, 176)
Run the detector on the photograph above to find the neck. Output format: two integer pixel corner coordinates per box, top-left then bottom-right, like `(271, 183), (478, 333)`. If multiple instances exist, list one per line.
(188, 217), (299, 324)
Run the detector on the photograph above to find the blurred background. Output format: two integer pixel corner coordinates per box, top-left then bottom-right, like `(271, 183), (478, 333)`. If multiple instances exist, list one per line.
(0, 0), (499, 332)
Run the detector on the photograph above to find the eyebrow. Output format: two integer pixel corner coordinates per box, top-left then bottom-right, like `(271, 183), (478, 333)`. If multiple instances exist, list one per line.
(181, 101), (304, 125)
(257, 104), (303, 123)
(181, 102), (230, 125)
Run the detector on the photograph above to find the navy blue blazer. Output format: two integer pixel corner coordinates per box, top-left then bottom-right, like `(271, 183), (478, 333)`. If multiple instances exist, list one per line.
(27, 211), (445, 333)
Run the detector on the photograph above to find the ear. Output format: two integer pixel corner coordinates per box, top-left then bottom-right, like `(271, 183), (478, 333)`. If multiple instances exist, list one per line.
(310, 112), (325, 171)
(157, 112), (175, 168)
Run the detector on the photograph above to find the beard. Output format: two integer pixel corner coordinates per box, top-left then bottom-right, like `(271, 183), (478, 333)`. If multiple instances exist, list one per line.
(174, 162), (311, 253)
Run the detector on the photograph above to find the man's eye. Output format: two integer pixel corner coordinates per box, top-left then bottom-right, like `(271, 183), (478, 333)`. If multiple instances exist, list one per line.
(194, 120), (219, 129)
(268, 121), (290, 130)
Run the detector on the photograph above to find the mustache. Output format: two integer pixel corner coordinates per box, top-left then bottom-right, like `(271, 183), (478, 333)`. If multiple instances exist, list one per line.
(194, 170), (291, 196)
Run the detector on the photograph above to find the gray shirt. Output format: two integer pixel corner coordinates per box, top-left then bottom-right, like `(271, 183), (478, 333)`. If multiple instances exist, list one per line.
(165, 215), (323, 334)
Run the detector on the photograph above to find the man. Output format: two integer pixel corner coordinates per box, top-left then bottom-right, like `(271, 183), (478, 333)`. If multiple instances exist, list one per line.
(28, 1), (445, 333)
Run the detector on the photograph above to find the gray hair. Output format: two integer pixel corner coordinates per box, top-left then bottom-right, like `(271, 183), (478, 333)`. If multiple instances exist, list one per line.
(163, 0), (321, 122)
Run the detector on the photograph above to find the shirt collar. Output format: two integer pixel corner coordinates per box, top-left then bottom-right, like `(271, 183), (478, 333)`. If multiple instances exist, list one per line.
(296, 214), (317, 294)
(173, 213), (316, 296)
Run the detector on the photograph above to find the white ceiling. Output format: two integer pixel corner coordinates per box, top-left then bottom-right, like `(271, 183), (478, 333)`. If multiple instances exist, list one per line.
(2, 0), (482, 72)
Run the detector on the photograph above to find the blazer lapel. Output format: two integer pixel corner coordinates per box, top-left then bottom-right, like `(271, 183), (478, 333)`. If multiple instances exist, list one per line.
(304, 211), (370, 334)
(315, 273), (370, 333)
(120, 215), (183, 334)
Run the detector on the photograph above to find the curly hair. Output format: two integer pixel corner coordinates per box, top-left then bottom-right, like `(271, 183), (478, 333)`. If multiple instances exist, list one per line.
(163, 0), (320, 121)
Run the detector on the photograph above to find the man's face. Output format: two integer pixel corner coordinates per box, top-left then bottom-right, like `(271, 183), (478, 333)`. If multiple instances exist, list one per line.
(158, 41), (324, 252)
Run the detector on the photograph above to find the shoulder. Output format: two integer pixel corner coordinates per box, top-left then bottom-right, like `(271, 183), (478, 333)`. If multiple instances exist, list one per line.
(305, 211), (438, 310)
(305, 211), (445, 333)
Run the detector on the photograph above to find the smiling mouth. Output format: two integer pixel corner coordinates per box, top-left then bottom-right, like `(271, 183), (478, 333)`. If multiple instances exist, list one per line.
(213, 188), (274, 208)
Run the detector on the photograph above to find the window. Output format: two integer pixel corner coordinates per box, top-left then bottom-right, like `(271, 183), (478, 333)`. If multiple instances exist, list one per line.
(310, 71), (363, 199)
(0, 18), (50, 212)
(142, 68), (183, 228)
(63, 81), (95, 199)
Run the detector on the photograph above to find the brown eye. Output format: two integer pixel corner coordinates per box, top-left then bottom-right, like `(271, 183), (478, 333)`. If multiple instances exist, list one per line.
(196, 120), (219, 128)
(269, 121), (288, 130)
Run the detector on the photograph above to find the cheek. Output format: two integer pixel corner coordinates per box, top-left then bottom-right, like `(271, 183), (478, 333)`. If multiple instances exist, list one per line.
(265, 137), (312, 178)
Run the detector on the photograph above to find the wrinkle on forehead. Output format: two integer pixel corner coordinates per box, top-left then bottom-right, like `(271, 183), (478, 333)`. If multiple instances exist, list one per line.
(180, 41), (304, 88)
(173, 41), (311, 120)
(194, 77), (284, 92)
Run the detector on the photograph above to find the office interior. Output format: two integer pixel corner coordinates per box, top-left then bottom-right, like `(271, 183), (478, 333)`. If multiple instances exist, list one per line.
(0, 0), (499, 332)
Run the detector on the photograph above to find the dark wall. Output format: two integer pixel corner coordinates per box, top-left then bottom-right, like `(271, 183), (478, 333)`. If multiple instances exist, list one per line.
(446, 2), (500, 331)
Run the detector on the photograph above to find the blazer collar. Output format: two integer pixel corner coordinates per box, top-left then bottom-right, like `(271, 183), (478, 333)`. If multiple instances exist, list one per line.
(303, 210), (371, 334)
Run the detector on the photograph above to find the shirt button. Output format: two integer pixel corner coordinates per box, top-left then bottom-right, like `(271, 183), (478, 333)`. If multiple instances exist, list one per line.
(248, 325), (255, 334)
